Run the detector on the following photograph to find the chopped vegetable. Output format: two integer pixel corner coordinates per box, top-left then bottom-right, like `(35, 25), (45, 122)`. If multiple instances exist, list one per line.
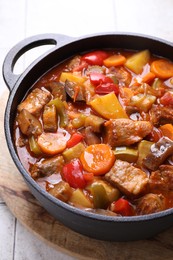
(67, 133), (84, 148)
(159, 124), (173, 140)
(84, 114), (104, 132)
(59, 72), (86, 84)
(37, 132), (67, 155)
(65, 80), (85, 102)
(62, 159), (86, 188)
(89, 183), (109, 209)
(87, 179), (120, 203)
(17, 109), (42, 136)
(103, 54), (126, 67)
(89, 72), (112, 86)
(80, 144), (115, 175)
(90, 92), (128, 119)
(95, 82), (119, 95)
(150, 59), (173, 79)
(29, 135), (42, 155)
(48, 98), (68, 127)
(48, 181), (72, 202)
(71, 114), (87, 128)
(137, 140), (154, 167)
(160, 92), (173, 106)
(69, 188), (93, 208)
(125, 49), (150, 74)
(114, 146), (138, 163)
(43, 104), (57, 132)
(110, 198), (133, 216)
(63, 142), (85, 162)
(141, 72), (156, 83)
(130, 93), (156, 112)
(81, 50), (109, 66)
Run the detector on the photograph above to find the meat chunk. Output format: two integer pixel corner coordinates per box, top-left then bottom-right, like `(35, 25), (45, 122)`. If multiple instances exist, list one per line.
(30, 155), (64, 179)
(135, 193), (165, 215)
(18, 88), (51, 116)
(48, 181), (72, 202)
(143, 137), (173, 171)
(108, 66), (132, 86)
(105, 160), (148, 196)
(150, 105), (173, 126)
(17, 109), (42, 136)
(104, 118), (152, 147)
(149, 165), (173, 191)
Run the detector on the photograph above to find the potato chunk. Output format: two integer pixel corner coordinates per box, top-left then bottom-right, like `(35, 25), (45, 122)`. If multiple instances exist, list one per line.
(125, 49), (150, 74)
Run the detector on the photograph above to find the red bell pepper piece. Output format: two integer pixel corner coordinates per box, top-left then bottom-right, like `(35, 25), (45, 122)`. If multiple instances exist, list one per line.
(110, 198), (133, 216)
(160, 92), (173, 106)
(62, 159), (86, 189)
(67, 132), (84, 148)
(95, 83), (119, 95)
(81, 51), (109, 66)
(90, 72), (119, 95)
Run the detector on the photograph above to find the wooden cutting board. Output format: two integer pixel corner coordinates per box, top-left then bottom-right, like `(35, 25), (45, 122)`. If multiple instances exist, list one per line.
(1, 91), (173, 260)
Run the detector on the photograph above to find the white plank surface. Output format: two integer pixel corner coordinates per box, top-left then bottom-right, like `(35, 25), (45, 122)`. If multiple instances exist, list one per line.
(0, 0), (173, 259)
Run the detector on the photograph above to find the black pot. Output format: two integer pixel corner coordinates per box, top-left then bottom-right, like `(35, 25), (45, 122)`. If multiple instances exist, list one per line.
(3, 32), (173, 241)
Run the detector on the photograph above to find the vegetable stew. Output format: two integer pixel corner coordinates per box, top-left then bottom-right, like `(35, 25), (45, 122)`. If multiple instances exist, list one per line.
(14, 48), (173, 217)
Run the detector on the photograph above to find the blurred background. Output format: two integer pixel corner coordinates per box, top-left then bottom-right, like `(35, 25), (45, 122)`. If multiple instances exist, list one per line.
(0, 0), (173, 259)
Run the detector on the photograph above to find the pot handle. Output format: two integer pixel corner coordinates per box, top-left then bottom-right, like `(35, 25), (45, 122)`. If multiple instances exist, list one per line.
(2, 33), (74, 91)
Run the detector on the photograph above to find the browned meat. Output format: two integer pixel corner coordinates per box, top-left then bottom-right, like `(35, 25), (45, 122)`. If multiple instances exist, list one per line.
(48, 181), (72, 202)
(104, 118), (152, 147)
(143, 137), (173, 171)
(105, 160), (148, 196)
(17, 109), (42, 136)
(149, 165), (173, 191)
(43, 104), (57, 132)
(149, 105), (173, 126)
(135, 193), (165, 215)
(30, 155), (64, 179)
(18, 88), (51, 116)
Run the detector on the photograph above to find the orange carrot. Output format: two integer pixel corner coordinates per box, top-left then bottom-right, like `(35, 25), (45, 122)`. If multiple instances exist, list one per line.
(159, 124), (173, 140)
(150, 59), (173, 79)
(37, 132), (67, 155)
(80, 144), (115, 175)
(141, 72), (156, 83)
(103, 54), (126, 67)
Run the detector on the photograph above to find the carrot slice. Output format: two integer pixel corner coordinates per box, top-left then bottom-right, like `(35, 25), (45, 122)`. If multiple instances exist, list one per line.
(159, 124), (173, 140)
(103, 54), (126, 67)
(150, 59), (173, 79)
(80, 144), (115, 175)
(141, 72), (156, 83)
(37, 132), (67, 155)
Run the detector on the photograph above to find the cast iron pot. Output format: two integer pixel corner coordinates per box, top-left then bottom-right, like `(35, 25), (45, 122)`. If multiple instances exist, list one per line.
(3, 32), (173, 241)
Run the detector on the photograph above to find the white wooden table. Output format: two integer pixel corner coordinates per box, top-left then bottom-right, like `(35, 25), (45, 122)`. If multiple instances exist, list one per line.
(0, 0), (173, 259)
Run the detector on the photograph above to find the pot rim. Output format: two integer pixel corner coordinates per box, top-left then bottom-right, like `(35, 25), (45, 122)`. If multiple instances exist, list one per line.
(4, 31), (173, 224)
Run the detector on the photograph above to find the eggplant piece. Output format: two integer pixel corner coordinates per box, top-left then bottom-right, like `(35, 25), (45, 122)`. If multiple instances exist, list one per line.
(48, 181), (72, 202)
(143, 137), (173, 171)
(43, 104), (57, 132)
(84, 115), (105, 132)
(17, 109), (42, 136)
(48, 82), (66, 101)
(65, 80), (86, 101)
(84, 126), (101, 145)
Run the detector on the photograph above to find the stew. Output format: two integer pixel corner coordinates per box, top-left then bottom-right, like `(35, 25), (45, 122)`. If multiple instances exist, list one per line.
(14, 48), (173, 216)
